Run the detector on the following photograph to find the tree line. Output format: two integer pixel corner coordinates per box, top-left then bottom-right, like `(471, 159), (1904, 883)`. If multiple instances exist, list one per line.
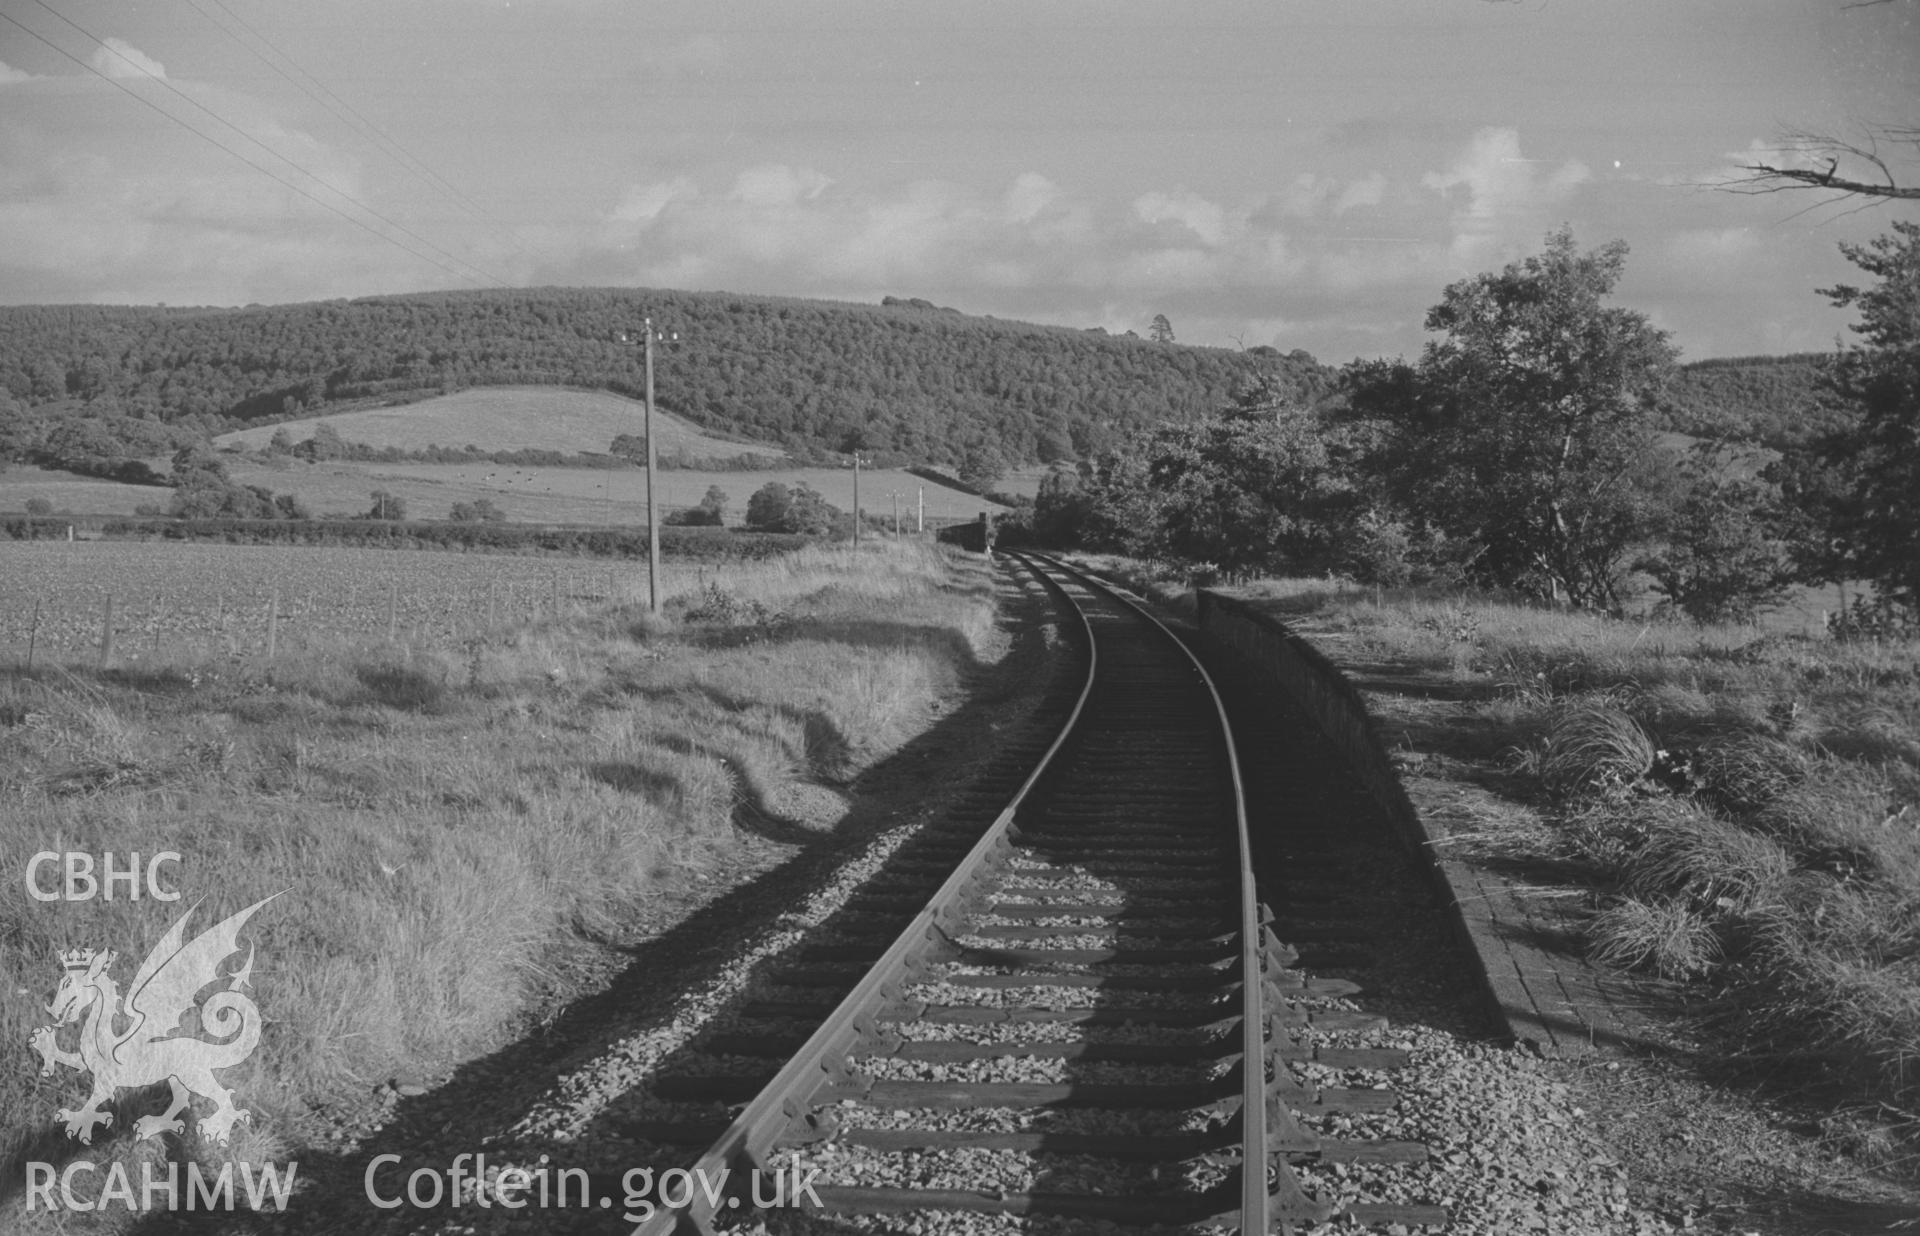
(1031, 224), (1920, 627)
(0, 288), (1330, 481)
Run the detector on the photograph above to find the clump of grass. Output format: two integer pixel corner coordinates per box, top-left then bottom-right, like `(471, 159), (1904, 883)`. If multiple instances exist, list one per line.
(1623, 802), (1797, 918)
(1587, 896), (1722, 979)
(1539, 700), (1656, 797)
(1683, 732), (1812, 813)
(1555, 794), (1685, 874)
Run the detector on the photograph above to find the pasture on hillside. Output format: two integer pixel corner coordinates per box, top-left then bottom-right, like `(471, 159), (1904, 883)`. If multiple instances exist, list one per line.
(215, 386), (785, 462)
(0, 464), (163, 516)
(221, 456), (1008, 526)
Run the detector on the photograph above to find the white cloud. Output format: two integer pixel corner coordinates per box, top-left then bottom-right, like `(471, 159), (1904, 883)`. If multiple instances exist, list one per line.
(1278, 173), (1335, 217)
(730, 164), (832, 208)
(1004, 173), (1058, 223)
(0, 59), (467, 305)
(611, 177), (697, 224)
(1132, 189), (1228, 247)
(579, 169), (1326, 317)
(90, 37), (166, 81)
(1422, 128), (1591, 264)
(0, 60), (36, 85)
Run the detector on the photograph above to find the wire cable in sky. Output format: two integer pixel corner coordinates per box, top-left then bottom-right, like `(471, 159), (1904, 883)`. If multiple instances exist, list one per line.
(10, 2), (508, 288)
(186, 0), (530, 258)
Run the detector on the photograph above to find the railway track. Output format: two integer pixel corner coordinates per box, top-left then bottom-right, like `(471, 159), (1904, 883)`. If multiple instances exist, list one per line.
(630, 555), (1445, 1235)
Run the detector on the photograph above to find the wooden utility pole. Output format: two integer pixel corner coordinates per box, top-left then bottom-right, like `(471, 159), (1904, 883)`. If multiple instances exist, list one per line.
(643, 320), (661, 612)
(621, 321), (677, 614)
(852, 452), (864, 545)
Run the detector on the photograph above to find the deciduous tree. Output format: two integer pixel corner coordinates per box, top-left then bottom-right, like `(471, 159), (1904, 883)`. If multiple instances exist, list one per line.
(1345, 227), (1679, 610)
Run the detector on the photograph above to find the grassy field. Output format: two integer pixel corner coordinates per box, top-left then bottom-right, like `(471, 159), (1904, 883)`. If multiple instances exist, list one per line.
(1213, 575), (1920, 1161)
(216, 456), (1008, 526)
(1, 386), (1011, 523)
(0, 541), (666, 664)
(0, 456), (1006, 526)
(214, 386), (785, 461)
(0, 465), (167, 516)
(0, 539), (1005, 1224)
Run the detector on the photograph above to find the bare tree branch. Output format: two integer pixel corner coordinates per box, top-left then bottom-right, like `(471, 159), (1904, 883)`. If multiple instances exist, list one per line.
(1729, 126), (1920, 202)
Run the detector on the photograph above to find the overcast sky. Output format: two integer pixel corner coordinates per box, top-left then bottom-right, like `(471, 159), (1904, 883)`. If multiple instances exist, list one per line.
(1, 0), (1916, 363)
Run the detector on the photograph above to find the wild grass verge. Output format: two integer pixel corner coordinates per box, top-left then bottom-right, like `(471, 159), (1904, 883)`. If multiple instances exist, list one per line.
(1220, 576), (1920, 1168)
(0, 538), (999, 1224)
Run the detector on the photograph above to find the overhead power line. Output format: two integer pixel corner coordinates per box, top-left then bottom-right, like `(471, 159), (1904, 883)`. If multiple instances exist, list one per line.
(3, 3), (507, 287)
(185, 0), (530, 257)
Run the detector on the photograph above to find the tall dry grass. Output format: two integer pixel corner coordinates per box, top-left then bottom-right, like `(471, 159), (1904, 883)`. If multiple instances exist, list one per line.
(1222, 573), (1920, 1161)
(0, 538), (999, 1217)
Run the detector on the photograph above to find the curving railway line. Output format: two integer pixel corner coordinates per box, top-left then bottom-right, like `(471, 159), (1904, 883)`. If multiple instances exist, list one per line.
(631, 554), (1444, 1235)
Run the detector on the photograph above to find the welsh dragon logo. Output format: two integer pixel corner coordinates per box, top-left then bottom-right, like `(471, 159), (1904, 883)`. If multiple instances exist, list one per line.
(30, 894), (280, 1146)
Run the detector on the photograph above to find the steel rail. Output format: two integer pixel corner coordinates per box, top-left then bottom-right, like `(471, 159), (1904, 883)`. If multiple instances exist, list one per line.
(633, 555), (1099, 1236)
(1029, 553), (1271, 1235)
(635, 552), (1280, 1236)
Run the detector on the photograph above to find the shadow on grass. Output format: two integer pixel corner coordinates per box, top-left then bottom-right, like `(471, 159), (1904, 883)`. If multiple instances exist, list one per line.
(108, 562), (1068, 1235)
(1341, 659), (1501, 703)
(0, 1081), (178, 1210)
(99, 666), (201, 694)
(595, 732), (836, 848)
(587, 759), (680, 803)
(355, 664), (450, 713)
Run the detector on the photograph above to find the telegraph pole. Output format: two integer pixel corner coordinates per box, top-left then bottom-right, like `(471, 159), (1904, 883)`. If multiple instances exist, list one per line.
(621, 319), (677, 614)
(851, 451), (864, 546)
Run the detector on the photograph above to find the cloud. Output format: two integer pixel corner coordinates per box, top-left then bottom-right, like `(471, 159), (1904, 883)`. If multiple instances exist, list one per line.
(611, 177), (696, 224)
(0, 60), (36, 85)
(1422, 128), (1590, 263)
(1333, 173), (1386, 214)
(583, 169), (1322, 304)
(89, 37), (167, 81)
(0, 57), (480, 306)
(1133, 190), (1228, 247)
(1003, 173), (1058, 223)
(730, 164), (832, 207)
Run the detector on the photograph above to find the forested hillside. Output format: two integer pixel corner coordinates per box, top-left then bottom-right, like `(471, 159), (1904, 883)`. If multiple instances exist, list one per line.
(1663, 353), (1846, 448)
(0, 288), (1329, 479)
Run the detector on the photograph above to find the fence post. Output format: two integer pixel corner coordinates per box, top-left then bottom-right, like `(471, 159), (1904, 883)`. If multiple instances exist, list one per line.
(25, 596), (41, 671)
(266, 589), (280, 660)
(387, 583), (398, 642)
(99, 595), (114, 669)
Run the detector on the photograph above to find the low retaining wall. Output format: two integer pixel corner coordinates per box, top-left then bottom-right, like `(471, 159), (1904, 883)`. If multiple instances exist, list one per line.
(1195, 591), (1440, 865)
(1195, 588), (1610, 1057)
